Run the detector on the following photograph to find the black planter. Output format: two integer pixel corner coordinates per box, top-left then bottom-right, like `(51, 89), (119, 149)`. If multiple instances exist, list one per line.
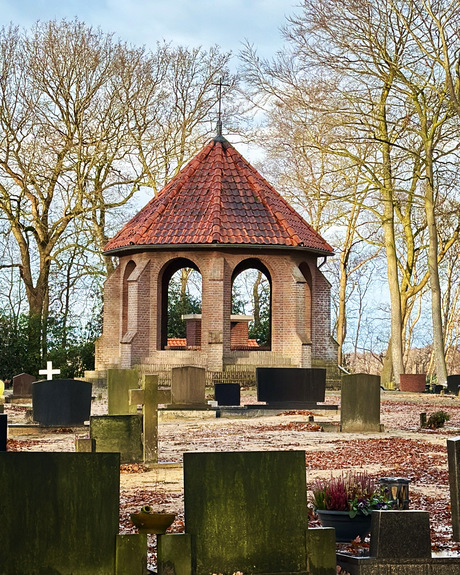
(316, 509), (372, 543)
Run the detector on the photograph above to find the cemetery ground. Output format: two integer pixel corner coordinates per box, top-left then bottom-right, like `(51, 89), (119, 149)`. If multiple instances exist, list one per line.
(5, 389), (460, 572)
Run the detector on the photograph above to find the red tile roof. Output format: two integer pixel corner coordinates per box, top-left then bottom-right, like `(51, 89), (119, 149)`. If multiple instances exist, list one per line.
(104, 137), (333, 254)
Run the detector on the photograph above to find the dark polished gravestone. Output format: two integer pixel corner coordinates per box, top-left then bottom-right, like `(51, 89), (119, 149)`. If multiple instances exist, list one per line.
(214, 383), (241, 406)
(256, 367), (326, 407)
(0, 414), (6, 451)
(12, 372), (36, 397)
(447, 375), (460, 395)
(32, 379), (92, 426)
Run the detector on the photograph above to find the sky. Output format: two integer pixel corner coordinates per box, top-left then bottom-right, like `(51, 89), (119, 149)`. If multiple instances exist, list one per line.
(0, 0), (299, 61)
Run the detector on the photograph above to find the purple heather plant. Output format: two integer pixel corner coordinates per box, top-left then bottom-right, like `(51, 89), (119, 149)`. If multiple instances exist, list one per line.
(310, 471), (392, 518)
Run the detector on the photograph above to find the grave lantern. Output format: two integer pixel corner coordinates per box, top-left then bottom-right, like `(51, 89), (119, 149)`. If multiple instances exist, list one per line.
(379, 477), (410, 509)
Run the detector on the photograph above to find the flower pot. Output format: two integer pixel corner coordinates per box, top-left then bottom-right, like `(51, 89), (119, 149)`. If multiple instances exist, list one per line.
(399, 374), (427, 393)
(129, 512), (176, 534)
(316, 509), (372, 543)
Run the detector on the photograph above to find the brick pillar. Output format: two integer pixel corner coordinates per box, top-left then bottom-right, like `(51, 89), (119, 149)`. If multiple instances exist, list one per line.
(202, 255), (226, 371)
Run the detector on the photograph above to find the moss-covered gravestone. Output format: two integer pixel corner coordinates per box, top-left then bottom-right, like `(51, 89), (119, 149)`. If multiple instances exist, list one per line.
(107, 368), (139, 415)
(183, 450), (308, 574)
(90, 414), (143, 463)
(341, 373), (381, 432)
(0, 452), (120, 575)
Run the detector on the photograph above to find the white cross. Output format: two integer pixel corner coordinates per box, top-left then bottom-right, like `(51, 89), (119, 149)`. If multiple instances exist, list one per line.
(39, 361), (61, 380)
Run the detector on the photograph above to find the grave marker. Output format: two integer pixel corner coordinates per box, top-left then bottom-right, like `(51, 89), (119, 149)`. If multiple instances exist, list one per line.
(341, 373), (381, 432)
(129, 374), (159, 464)
(448, 436), (460, 540)
(256, 367), (326, 407)
(90, 415), (143, 464)
(369, 510), (431, 559)
(0, 414), (6, 451)
(38, 360), (60, 380)
(32, 379), (92, 426)
(182, 450), (308, 574)
(171, 366), (206, 406)
(214, 383), (240, 406)
(107, 368), (139, 415)
(447, 375), (460, 395)
(0, 452), (120, 575)
(12, 372), (36, 398)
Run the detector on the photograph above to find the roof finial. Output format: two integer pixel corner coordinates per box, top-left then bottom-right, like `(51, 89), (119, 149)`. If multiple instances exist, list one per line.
(214, 77), (229, 140)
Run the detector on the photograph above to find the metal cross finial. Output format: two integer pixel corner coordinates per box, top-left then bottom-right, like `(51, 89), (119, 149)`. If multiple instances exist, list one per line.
(214, 77), (230, 138)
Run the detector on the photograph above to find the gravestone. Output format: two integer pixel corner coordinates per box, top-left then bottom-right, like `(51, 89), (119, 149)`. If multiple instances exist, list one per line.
(182, 450), (308, 574)
(12, 372), (36, 397)
(171, 366), (206, 406)
(369, 510), (431, 559)
(447, 375), (460, 395)
(90, 414), (143, 464)
(32, 379), (92, 426)
(256, 367), (326, 406)
(448, 436), (460, 541)
(0, 414), (6, 451)
(129, 374), (159, 463)
(341, 373), (381, 432)
(0, 452), (120, 575)
(214, 383), (240, 406)
(107, 368), (139, 415)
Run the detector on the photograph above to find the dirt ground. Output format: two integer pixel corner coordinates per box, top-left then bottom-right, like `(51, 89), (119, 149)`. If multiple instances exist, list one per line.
(5, 388), (460, 571)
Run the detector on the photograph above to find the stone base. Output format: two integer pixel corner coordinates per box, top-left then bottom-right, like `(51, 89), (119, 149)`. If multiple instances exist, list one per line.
(246, 402), (339, 410)
(337, 553), (460, 574)
(5, 395), (32, 404)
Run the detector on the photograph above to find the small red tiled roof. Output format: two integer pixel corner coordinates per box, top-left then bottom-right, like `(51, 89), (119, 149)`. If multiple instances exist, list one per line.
(104, 137), (333, 254)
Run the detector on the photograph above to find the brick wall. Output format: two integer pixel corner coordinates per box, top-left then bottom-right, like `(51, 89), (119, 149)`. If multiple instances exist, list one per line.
(96, 247), (338, 384)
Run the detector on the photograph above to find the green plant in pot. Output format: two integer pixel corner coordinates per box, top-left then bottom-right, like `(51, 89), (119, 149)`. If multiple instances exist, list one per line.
(310, 471), (392, 543)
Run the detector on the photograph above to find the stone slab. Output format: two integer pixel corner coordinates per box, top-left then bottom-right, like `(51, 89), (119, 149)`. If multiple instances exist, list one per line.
(12, 372), (36, 397)
(337, 554), (460, 575)
(0, 452), (120, 575)
(447, 375), (460, 395)
(107, 368), (139, 415)
(214, 383), (241, 406)
(256, 367), (326, 405)
(171, 366), (206, 406)
(183, 450), (308, 575)
(32, 379), (92, 426)
(116, 534), (148, 575)
(341, 374), (381, 432)
(447, 436), (460, 541)
(306, 528), (336, 574)
(157, 533), (192, 575)
(0, 413), (6, 451)
(369, 510), (431, 559)
(90, 415), (143, 463)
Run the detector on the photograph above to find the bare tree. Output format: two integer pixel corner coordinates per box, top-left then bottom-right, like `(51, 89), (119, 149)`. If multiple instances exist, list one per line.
(0, 19), (237, 365)
(240, 0), (460, 384)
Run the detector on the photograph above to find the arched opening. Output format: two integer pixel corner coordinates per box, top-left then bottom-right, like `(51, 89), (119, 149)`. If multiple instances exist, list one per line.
(161, 258), (202, 350)
(231, 259), (271, 350)
(122, 261), (136, 337)
(299, 262), (313, 342)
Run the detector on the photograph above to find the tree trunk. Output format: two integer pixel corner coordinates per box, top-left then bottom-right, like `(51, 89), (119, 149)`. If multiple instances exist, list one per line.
(379, 86), (404, 386)
(424, 145), (448, 386)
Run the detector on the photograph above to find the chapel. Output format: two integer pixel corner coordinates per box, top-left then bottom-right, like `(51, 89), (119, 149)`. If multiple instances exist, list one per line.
(95, 132), (339, 386)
